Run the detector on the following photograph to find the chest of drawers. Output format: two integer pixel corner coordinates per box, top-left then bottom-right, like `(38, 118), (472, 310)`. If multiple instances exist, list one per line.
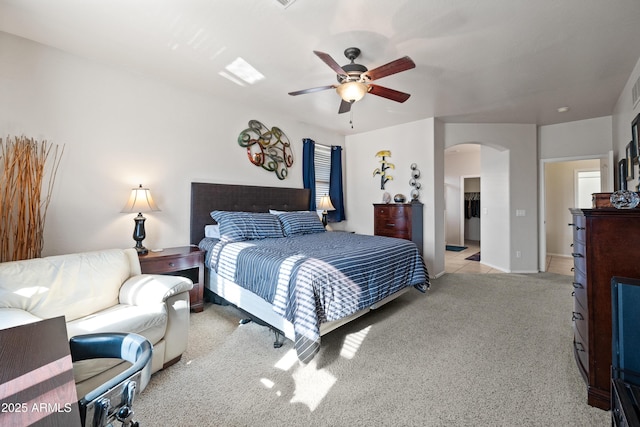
(373, 203), (423, 254)
(569, 208), (640, 410)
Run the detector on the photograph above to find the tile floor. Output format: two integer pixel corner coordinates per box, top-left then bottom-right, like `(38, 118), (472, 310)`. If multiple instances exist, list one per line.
(445, 240), (574, 275)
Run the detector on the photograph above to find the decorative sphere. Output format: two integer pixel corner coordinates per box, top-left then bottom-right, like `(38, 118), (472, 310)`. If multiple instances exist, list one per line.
(394, 194), (406, 203)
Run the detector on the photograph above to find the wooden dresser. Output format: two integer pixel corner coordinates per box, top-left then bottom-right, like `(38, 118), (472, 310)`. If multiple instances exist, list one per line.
(569, 208), (640, 410)
(373, 203), (423, 254)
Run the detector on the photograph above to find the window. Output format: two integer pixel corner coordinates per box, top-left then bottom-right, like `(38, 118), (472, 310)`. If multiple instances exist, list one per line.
(314, 144), (331, 207)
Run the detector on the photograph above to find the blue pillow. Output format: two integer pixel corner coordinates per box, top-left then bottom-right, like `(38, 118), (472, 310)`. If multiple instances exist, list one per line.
(277, 211), (326, 236)
(210, 211), (284, 242)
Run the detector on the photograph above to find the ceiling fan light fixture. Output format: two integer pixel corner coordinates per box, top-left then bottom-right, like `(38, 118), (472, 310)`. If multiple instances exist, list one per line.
(336, 81), (368, 103)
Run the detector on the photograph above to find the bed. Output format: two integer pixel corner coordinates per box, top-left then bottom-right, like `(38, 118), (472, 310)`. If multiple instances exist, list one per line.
(190, 182), (429, 363)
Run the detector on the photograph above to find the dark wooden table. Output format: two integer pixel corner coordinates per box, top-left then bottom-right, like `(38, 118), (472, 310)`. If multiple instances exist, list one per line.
(0, 316), (81, 427)
(139, 246), (205, 312)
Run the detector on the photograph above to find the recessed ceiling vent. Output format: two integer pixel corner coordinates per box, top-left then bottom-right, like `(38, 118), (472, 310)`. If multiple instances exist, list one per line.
(275, 0), (297, 8)
(633, 75), (640, 108)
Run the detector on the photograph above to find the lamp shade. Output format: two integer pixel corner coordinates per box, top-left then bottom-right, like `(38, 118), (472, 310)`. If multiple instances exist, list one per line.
(121, 185), (160, 213)
(336, 81), (368, 103)
(318, 195), (335, 211)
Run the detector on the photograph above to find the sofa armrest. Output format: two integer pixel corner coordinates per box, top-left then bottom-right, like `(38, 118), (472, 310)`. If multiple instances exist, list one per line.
(119, 274), (193, 306)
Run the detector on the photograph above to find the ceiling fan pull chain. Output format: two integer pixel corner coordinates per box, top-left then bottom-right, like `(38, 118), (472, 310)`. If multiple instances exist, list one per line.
(350, 108), (354, 129)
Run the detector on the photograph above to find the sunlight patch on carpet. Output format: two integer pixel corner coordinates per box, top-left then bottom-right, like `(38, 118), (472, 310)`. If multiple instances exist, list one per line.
(267, 323), (373, 411)
(272, 348), (337, 411)
(340, 325), (371, 359)
(274, 349), (298, 371)
(290, 361), (336, 411)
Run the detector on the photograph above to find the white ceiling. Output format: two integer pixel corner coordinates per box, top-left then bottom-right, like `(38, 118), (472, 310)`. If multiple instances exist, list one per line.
(2, 0), (640, 135)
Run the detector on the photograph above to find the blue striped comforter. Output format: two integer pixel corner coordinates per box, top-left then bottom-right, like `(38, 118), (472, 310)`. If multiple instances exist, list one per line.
(200, 231), (429, 362)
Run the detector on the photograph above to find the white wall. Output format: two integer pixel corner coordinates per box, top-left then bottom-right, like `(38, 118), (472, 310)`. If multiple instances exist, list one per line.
(345, 118), (445, 277)
(539, 116), (613, 160)
(0, 32), (343, 256)
(444, 123), (538, 273)
(613, 55), (640, 188)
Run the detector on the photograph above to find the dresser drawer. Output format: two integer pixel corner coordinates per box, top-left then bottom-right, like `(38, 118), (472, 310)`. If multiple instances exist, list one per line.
(572, 271), (588, 310)
(374, 225), (410, 239)
(573, 325), (589, 373)
(141, 254), (200, 274)
(376, 206), (409, 220)
(375, 214), (409, 231)
(570, 215), (586, 244)
(571, 241), (586, 274)
(573, 297), (588, 344)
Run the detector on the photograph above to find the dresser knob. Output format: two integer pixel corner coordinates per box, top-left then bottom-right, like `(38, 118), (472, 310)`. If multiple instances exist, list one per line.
(386, 223), (396, 227)
(169, 262), (175, 267)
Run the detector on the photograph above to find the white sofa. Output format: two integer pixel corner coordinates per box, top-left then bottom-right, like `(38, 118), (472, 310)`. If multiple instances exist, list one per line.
(0, 248), (193, 397)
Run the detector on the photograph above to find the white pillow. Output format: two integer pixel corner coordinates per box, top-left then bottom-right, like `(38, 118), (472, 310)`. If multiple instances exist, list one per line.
(269, 209), (311, 215)
(204, 224), (221, 239)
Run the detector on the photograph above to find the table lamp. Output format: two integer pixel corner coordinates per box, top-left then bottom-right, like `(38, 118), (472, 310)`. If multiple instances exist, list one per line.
(317, 195), (335, 227)
(121, 184), (160, 255)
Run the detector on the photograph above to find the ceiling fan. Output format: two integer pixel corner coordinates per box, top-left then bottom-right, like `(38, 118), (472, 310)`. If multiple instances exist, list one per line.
(288, 47), (416, 114)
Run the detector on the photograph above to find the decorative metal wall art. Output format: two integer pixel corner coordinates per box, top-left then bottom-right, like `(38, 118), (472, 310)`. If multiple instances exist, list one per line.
(238, 120), (293, 180)
(409, 163), (421, 201)
(373, 150), (394, 189)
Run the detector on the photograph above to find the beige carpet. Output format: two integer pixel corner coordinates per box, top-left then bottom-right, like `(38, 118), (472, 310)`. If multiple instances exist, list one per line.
(134, 273), (610, 426)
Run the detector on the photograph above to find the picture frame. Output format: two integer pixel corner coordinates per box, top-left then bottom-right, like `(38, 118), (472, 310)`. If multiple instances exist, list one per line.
(627, 141), (635, 180)
(619, 158), (628, 190)
(633, 114), (640, 164)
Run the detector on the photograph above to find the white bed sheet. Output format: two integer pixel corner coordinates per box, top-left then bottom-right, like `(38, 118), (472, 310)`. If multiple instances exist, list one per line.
(205, 269), (411, 342)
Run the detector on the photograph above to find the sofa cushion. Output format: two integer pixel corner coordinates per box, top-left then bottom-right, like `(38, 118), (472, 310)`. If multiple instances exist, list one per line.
(0, 249), (135, 322)
(0, 308), (42, 329)
(66, 303), (168, 346)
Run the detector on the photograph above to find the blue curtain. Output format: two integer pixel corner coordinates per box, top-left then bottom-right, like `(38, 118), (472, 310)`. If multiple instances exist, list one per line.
(328, 145), (346, 222)
(302, 138), (316, 210)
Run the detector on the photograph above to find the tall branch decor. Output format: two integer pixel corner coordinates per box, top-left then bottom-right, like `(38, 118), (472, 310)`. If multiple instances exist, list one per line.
(0, 136), (64, 261)
(373, 150), (394, 190)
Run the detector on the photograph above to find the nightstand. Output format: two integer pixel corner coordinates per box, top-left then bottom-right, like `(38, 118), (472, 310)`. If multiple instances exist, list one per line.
(138, 246), (205, 313)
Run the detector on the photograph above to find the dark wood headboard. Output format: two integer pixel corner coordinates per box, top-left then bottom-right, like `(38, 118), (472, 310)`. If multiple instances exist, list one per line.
(190, 182), (311, 245)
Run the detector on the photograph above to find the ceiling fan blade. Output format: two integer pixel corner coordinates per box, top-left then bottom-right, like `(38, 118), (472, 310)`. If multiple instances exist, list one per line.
(338, 99), (352, 114)
(369, 84), (411, 103)
(314, 51), (348, 77)
(365, 56), (416, 81)
(288, 85), (336, 96)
